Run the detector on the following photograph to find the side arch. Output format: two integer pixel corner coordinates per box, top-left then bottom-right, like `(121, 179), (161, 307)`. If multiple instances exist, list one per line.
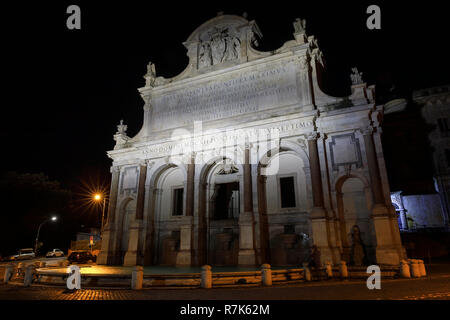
(335, 174), (376, 265)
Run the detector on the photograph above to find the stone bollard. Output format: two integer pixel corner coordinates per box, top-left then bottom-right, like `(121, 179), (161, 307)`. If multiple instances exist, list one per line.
(400, 260), (411, 278)
(418, 260), (427, 277)
(58, 260), (69, 267)
(131, 266), (144, 290)
(3, 264), (14, 284)
(409, 259), (421, 278)
(24, 265), (35, 287)
(339, 261), (348, 279)
(261, 264), (272, 286)
(201, 265), (212, 289)
(16, 262), (24, 279)
(302, 263), (312, 281)
(325, 262), (333, 278)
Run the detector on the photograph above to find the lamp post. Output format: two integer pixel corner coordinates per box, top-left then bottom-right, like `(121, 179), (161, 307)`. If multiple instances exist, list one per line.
(35, 216), (57, 255)
(94, 193), (107, 232)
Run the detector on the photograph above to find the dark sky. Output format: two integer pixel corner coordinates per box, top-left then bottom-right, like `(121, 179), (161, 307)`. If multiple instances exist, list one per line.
(2, 1), (450, 191)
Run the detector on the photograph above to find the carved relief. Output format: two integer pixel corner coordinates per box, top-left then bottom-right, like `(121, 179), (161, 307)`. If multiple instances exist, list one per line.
(198, 27), (241, 69)
(198, 41), (212, 68)
(216, 159), (239, 175)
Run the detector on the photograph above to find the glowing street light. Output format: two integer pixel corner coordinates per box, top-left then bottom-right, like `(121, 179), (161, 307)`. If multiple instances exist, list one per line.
(35, 215), (58, 255)
(93, 193), (107, 231)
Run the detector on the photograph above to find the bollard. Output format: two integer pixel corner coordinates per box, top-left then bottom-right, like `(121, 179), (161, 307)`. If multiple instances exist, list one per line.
(302, 263), (312, 281)
(400, 260), (411, 278)
(325, 262), (333, 278)
(201, 265), (212, 289)
(3, 264), (14, 284)
(16, 262), (24, 280)
(58, 260), (69, 267)
(24, 265), (35, 287)
(339, 261), (348, 279)
(131, 266), (144, 290)
(409, 259), (421, 278)
(261, 264), (272, 286)
(418, 260), (427, 277)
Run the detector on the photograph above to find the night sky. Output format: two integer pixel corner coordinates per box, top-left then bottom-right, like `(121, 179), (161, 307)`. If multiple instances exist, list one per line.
(1, 2), (449, 231)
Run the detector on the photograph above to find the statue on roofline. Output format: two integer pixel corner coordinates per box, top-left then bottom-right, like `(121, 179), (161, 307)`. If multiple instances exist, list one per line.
(350, 67), (364, 85)
(293, 18), (306, 34)
(144, 62), (156, 86)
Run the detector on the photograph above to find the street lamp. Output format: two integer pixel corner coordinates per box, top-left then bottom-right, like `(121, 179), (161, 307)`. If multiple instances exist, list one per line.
(34, 215), (57, 255)
(93, 193), (106, 232)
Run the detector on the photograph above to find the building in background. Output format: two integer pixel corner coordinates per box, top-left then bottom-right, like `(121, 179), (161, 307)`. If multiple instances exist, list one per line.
(391, 85), (450, 232)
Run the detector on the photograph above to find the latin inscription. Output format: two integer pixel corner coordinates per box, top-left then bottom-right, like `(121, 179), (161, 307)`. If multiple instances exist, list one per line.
(151, 63), (300, 131)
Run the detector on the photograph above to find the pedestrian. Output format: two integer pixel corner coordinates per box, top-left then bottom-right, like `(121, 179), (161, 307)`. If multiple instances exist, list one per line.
(308, 245), (321, 278)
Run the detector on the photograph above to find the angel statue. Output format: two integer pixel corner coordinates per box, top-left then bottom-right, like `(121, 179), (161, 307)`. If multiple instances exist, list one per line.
(144, 62), (156, 86)
(293, 18), (306, 33)
(350, 67), (364, 85)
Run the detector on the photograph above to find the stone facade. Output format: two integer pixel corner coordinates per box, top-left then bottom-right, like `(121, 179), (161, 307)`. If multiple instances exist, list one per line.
(97, 14), (406, 267)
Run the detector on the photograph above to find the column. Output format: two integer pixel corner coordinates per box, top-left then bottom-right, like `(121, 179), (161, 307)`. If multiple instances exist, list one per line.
(362, 126), (388, 214)
(124, 161), (147, 266)
(318, 133), (341, 263)
(238, 143), (256, 266)
(307, 132), (336, 265)
(97, 165), (120, 265)
(176, 153), (195, 266)
(143, 187), (157, 265)
(399, 209), (408, 230)
(361, 126), (402, 265)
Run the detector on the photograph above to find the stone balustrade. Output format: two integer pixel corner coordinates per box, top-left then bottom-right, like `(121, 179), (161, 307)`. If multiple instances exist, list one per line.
(0, 261), (415, 288)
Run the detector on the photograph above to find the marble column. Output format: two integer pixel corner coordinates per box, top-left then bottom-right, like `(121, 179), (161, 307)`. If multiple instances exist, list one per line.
(361, 126), (402, 265)
(238, 144), (256, 266)
(307, 132), (336, 265)
(124, 162), (147, 266)
(177, 154), (195, 266)
(98, 166), (121, 265)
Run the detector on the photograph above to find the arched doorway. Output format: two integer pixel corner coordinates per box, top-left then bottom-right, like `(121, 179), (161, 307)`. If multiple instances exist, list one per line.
(151, 164), (185, 266)
(115, 198), (136, 265)
(336, 176), (376, 264)
(261, 148), (312, 266)
(199, 157), (241, 266)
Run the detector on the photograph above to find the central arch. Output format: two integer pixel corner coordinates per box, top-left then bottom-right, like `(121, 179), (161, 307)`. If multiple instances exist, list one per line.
(198, 156), (244, 266)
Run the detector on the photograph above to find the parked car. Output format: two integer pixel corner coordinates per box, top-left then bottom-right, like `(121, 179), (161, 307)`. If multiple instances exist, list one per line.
(68, 250), (96, 264)
(46, 249), (64, 258)
(12, 248), (35, 260)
